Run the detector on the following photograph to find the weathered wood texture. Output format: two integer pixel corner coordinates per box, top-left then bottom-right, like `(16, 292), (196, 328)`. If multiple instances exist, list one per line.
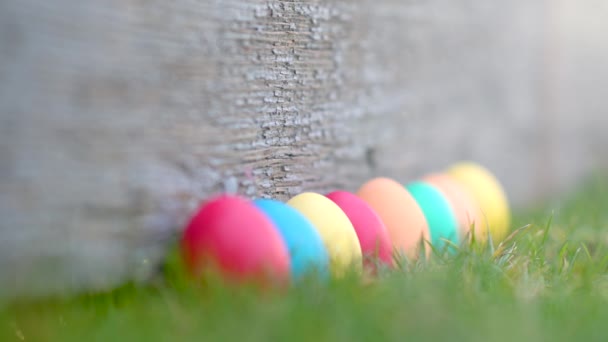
(1, 0), (606, 296)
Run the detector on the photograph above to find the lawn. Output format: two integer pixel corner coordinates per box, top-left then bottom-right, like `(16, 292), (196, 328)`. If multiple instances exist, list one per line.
(3, 175), (608, 341)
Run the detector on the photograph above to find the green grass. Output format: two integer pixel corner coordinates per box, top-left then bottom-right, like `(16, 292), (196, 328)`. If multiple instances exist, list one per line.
(3, 175), (608, 341)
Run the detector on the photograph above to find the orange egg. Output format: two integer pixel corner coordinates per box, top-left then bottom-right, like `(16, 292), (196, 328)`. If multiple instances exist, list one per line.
(357, 177), (430, 259)
(423, 173), (485, 242)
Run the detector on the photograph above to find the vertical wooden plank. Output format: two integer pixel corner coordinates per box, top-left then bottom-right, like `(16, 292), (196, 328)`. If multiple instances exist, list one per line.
(0, 0), (547, 296)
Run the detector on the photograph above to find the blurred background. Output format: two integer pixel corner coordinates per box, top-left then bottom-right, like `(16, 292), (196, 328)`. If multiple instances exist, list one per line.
(1, 0), (608, 295)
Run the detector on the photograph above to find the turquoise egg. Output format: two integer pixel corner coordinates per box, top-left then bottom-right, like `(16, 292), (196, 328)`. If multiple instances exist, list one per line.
(254, 199), (329, 280)
(406, 182), (459, 253)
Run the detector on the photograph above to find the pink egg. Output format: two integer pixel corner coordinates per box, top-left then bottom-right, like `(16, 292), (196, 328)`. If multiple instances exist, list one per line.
(181, 195), (290, 285)
(326, 191), (393, 269)
(423, 173), (484, 241)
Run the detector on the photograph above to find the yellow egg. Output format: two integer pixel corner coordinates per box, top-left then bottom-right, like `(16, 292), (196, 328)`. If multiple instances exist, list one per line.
(287, 192), (362, 276)
(447, 162), (511, 244)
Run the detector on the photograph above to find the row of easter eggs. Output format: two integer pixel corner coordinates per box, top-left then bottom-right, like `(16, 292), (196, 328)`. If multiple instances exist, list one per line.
(180, 162), (510, 284)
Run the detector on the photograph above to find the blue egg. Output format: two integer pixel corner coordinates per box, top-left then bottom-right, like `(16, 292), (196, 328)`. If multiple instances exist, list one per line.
(254, 199), (329, 280)
(406, 182), (459, 253)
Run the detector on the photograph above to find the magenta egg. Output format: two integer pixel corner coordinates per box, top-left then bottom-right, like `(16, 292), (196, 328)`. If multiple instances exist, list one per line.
(181, 195), (290, 285)
(326, 191), (393, 268)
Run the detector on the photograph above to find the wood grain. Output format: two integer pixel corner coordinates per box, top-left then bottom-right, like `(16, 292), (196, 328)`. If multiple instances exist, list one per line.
(2, 0), (603, 296)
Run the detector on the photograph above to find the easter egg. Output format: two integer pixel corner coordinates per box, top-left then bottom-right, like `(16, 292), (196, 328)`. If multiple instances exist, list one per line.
(447, 162), (511, 244)
(181, 195), (290, 285)
(357, 178), (430, 259)
(287, 192), (362, 276)
(326, 191), (393, 268)
(406, 182), (459, 253)
(423, 173), (484, 241)
(254, 199), (329, 280)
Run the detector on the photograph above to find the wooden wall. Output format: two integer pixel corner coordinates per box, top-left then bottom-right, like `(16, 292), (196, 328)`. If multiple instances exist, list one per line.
(1, 0), (606, 296)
